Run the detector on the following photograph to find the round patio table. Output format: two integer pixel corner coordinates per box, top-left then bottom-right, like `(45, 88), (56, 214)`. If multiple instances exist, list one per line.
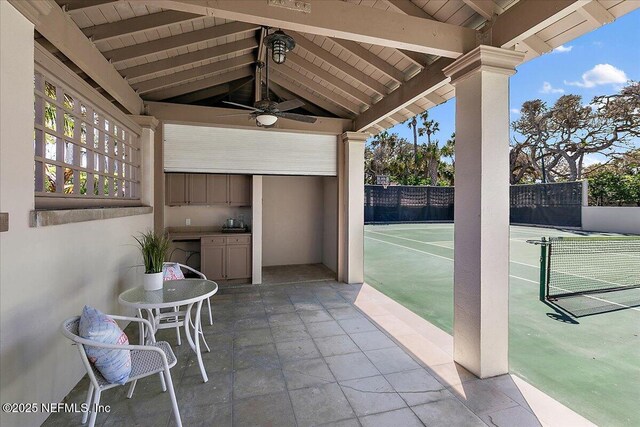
(119, 279), (218, 382)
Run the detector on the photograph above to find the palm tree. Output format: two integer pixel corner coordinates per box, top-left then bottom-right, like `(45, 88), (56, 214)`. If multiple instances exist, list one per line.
(418, 111), (441, 185)
(404, 116), (419, 168)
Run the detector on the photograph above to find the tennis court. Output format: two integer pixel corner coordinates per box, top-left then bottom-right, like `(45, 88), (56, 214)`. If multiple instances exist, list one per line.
(364, 223), (640, 427)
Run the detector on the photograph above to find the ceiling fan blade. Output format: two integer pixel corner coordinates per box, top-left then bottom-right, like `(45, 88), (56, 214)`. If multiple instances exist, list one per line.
(275, 98), (305, 112)
(212, 113), (252, 118)
(276, 112), (318, 123)
(222, 101), (259, 111)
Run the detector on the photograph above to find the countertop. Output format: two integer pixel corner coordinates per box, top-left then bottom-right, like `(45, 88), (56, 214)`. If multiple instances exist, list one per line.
(166, 226), (251, 240)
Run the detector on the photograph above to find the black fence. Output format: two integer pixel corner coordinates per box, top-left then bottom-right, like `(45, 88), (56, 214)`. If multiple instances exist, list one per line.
(510, 182), (583, 227)
(364, 181), (584, 227)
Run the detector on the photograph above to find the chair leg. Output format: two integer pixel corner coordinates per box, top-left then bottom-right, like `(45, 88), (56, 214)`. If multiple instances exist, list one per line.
(81, 383), (94, 424)
(174, 306), (182, 346)
(159, 372), (167, 392)
(126, 379), (137, 399)
(137, 309), (145, 344)
(88, 389), (101, 427)
(164, 368), (182, 427)
(207, 297), (213, 325)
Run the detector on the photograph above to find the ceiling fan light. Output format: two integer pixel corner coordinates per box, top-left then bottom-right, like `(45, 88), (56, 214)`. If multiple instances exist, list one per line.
(256, 114), (278, 126)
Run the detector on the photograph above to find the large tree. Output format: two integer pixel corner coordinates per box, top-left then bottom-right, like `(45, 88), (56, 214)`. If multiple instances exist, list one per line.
(511, 81), (640, 183)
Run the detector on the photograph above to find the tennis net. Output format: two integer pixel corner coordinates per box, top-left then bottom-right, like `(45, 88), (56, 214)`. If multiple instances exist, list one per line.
(543, 236), (640, 299)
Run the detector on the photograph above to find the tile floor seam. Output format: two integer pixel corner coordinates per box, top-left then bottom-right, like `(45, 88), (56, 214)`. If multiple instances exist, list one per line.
(274, 291), (302, 427)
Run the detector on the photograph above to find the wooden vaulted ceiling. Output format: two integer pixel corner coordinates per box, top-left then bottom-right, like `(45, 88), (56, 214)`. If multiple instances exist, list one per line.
(34, 0), (639, 135)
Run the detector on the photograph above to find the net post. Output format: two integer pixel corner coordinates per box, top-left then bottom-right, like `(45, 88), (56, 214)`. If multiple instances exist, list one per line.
(539, 237), (547, 301)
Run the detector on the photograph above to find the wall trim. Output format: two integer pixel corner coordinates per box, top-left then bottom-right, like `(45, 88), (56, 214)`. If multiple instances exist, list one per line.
(30, 206), (152, 227)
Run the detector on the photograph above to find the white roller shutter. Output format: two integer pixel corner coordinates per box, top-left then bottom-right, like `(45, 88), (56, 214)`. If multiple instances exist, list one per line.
(164, 124), (337, 176)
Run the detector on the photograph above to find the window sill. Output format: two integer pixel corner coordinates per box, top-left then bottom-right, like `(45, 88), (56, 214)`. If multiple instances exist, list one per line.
(30, 206), (153, 227)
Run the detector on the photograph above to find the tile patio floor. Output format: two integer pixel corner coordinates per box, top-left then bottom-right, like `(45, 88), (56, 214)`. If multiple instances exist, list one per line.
(44, 267), (593, 427)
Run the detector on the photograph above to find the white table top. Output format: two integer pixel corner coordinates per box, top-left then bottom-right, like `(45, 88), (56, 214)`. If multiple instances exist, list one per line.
(118, 279), (218, 309)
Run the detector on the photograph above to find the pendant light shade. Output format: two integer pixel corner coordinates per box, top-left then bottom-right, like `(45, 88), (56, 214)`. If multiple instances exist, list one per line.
(264, 30), (296, 65)
(256, 114), (278, 126)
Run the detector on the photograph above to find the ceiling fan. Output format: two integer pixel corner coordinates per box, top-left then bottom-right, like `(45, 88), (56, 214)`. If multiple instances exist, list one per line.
(222, 29), (317, 128)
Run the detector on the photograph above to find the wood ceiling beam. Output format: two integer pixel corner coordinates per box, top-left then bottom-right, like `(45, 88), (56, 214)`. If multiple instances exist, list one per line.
(384, 1), (434, 68)
(144, 101), (353, 135)
(330, 38), (405, 84)
(354, 58), (453, 131)
(517, 34), (552, 57)
(269, 73), (353, 119)
(82, 11), (201, 43)
(273, 66), (363, 115)
(578, 1), (615, 26)
(292, 32), (389, 96)
(143, 66), (254, 101)
(148, 0), (477, 57)
(104, 21), (259, 64)
(492, 0), (588, 48)
(134, 53), (256, 94)
(462, 0), (501, 21)
(120, 38), (258, 81)
(11, 0), (143, 114)
(206, 76), (255, 105)
(404, 104), (423, 116)
(286, 52), (373, 106)
(269, 82), (329, 117)
(59, 0), (117, 13)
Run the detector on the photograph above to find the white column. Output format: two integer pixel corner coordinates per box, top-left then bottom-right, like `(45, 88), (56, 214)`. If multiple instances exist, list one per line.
(130, 115), (158, 208)
(443, 46), (524, 378)
(340, 132), (367, 284)
(252, 175), (263, 284)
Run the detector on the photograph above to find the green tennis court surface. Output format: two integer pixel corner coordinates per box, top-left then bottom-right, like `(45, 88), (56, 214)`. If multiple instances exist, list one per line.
(364, 223), (640, 427)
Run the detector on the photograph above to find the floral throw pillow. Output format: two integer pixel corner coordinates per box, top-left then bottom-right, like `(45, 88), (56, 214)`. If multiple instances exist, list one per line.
(162, 263), (185, 281)
(79, 306), (132, 385)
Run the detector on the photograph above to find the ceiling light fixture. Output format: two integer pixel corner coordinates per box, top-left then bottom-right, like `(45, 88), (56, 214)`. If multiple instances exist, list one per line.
(256, 113), (278, 126)
(264, 29), (295, 64)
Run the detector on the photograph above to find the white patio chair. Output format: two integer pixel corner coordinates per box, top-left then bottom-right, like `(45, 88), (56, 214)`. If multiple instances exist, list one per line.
(61, 315), (182, 427)
(163, 262), (213, 326)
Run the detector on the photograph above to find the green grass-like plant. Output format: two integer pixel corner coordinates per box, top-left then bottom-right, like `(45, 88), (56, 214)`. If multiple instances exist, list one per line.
(134, 230), (170, 274)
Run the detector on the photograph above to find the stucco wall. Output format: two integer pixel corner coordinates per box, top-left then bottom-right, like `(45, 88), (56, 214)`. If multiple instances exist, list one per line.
(582, 207), (640, 234)
(322, 177), (338, 273)
(262, 176), (324, 266)
(0, 4), (152, 425)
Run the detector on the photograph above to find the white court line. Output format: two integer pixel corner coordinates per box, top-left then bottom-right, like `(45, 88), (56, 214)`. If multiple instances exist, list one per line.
(366, 230), (453, 250)
(366, 235), (640, 312)
(367, 229), (633, 289)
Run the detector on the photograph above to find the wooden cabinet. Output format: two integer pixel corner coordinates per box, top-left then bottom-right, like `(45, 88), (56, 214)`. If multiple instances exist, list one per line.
(188, 174), (208, 205)
(166, 173), (187, 205)
(165, 173), (251, 206)
(228, 175), (251, 206)
(201, 235), (251, 281)
(206, 175), (228, 205)
(201, 244), (225, 280)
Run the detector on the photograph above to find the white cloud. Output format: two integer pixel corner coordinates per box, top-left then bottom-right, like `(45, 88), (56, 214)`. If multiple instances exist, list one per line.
(540, 81), (564, 94)
(582, 154), (603, 167)
(510, 108), (521, 115)
(553, 45), (573, 53)
(564, 64), (628, 88)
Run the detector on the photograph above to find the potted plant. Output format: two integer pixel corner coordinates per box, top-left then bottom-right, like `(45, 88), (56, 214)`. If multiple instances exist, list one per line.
(134, 230), (170, 291)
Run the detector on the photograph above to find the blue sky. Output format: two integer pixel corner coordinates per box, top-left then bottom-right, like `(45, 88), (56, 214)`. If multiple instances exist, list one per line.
(379, 9), (640, 165)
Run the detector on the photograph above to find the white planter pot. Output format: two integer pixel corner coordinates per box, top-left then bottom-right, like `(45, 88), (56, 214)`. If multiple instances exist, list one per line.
(143, 272), (164, 291)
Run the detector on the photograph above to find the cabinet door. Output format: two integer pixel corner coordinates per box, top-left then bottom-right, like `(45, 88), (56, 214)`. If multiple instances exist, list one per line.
(188, 174), (208, 205)
(228, 175), (251, 206)
(201, 244), (225, 281)
(226, 244), (251, 279)
(206, 175), (228, 205)
(166, 173), (187, 205)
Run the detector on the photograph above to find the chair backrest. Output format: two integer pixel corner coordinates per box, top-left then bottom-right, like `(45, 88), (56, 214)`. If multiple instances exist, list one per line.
(163, 262), (206, 279)
(60, 316), (104, 388)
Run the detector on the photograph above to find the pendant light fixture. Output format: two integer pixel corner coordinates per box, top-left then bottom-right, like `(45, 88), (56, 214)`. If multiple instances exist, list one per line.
(264, 29), (296, 64)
